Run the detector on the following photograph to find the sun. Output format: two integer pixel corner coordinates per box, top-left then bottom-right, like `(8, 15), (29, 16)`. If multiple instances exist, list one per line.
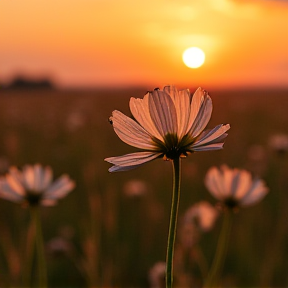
(182, 47), (205, 69)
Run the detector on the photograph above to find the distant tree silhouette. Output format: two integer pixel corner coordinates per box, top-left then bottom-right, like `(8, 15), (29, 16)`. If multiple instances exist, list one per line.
(5, 76), (54, 90)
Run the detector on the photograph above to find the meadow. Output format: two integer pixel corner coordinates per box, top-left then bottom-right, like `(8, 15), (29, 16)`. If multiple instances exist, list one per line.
(0, 87), (288, 287)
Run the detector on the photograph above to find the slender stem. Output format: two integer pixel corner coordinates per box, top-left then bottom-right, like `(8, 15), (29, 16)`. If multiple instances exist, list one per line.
(31, 206), (47, 288)
(166, 157), (181, 288)
(204, 210), (233, 288)
(23, 212), (36, 287)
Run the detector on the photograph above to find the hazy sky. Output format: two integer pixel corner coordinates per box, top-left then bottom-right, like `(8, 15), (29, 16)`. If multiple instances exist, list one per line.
(1, 0), (287, 89)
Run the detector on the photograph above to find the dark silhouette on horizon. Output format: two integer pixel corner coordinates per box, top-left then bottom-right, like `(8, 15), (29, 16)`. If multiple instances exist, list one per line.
(3, 76), (54, 90)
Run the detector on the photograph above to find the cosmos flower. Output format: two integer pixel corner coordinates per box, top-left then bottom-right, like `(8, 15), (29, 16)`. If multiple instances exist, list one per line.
(205, 165), (269, 209)
(123, 179), (148, 197)
(268, 133), (288, 154)
(105, 85), (230, 172)
(183, 201), (219, 232)
(0, 164), (75, 207)
(148, 261), (166, 288)
(179, 202), (218, 249)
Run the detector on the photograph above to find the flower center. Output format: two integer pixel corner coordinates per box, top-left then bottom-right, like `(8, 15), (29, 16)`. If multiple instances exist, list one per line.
(153, 133), (193, 160)
(223, 197), (239, 209)
(26, 191), (42, 206)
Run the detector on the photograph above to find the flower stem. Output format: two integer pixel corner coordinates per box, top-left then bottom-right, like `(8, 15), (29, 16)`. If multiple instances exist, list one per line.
(204, 210), (233, 288)
(30, 206), (47, 288)
(23, 213), (36, 287)
(166, 157), (181, 288)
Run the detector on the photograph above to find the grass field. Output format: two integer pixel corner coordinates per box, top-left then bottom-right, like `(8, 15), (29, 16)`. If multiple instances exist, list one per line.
(0, 87), (288, 287)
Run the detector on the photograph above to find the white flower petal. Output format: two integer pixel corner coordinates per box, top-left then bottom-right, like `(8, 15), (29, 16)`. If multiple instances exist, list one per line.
(0, 179), (23, 203)
(191, 124), (230, 150)
(233, 170), (253, 200)
(111, 110), (157, 150)
(164, 86), (191, 139)
(191, 142), (225, 151)
(45, 175), (75, 200)
(105, 151), (162, 172)
(41, 166), (53, 190)
(186, 88), (213, 137)
(23, 165), (36, 191)
(33, 164), (43, 191)
(221, 166), (235, 197)
(6, 173), (25, 196)
(148, 89), (178, 136)
(240, 179), (269, 206)
(205, 167), (226, 200)
(129, 94), (163, 141)
(9, 167), (24, 184)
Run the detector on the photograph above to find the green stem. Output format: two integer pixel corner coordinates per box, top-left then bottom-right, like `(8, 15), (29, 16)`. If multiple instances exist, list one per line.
(166, 157), (181, 288)
(30, 206), (47, 288)
(204, 210), (233, 288)
(23, 212), (36, 287)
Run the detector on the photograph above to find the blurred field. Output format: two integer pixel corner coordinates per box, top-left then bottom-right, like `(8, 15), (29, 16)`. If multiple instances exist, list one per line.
(0, 87), (288, 287)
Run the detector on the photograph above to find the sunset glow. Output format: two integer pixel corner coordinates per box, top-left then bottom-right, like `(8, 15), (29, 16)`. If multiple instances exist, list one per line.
(182, 47), (205, 69)
(0, 0), (287, 89)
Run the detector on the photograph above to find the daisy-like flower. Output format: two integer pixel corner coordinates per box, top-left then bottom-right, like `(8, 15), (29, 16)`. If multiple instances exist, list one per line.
(105, 85), (230, 172)
(149, 262), (166, 288)
(205, 165), (269, 210)
(268, 133), (288, 155)
(184, 201), (219, 232)
(0, 164), (75, 207)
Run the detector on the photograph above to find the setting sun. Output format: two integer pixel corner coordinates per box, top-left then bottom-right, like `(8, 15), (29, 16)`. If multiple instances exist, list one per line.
(182, 47), (205, 69)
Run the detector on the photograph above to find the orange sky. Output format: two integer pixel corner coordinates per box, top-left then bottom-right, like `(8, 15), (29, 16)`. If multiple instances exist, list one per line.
(0, 0), (287, 89)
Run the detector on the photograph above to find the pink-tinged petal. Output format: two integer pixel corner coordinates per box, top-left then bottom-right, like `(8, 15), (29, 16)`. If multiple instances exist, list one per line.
(129, 94), (163, 141)
(233, 170), (253, 200)
(22, 165), (36, 191)
(186, 88), (213, 137)
(190, 134), (228, 151)
(191, 142), (226, 151)
(0, 179), (23, 203)
(220, 165), (236, 198)
(6, 173), (25, 196)
(164, 86), (191, 139)
(148, 89), (178, 136)
(190, 124), (230, 151)
(205, 167), (226, 200)
(111, 110), (157, 150)
(33, 164), (43, 191)
(40, 166), (53, 191)
(8, 167), (24, 184)
(240, 179), (269, 206)
(45, 175), (75, 200)
(105, 152), (162, 172)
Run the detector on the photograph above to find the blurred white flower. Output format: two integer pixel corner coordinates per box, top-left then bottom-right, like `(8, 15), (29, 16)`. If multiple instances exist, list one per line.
(184, 201), (219, 232)
(205, 165), (268, 209)
(123, 179), (148, 197)
(0, 164), (75, 207)
(268, 133), (288, 154)
(148, 261), (166, 288)
(105, 85), (230, 172)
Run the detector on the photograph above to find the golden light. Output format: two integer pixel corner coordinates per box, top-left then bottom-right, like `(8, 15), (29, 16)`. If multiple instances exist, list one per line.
(182, 47), (205, 69)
